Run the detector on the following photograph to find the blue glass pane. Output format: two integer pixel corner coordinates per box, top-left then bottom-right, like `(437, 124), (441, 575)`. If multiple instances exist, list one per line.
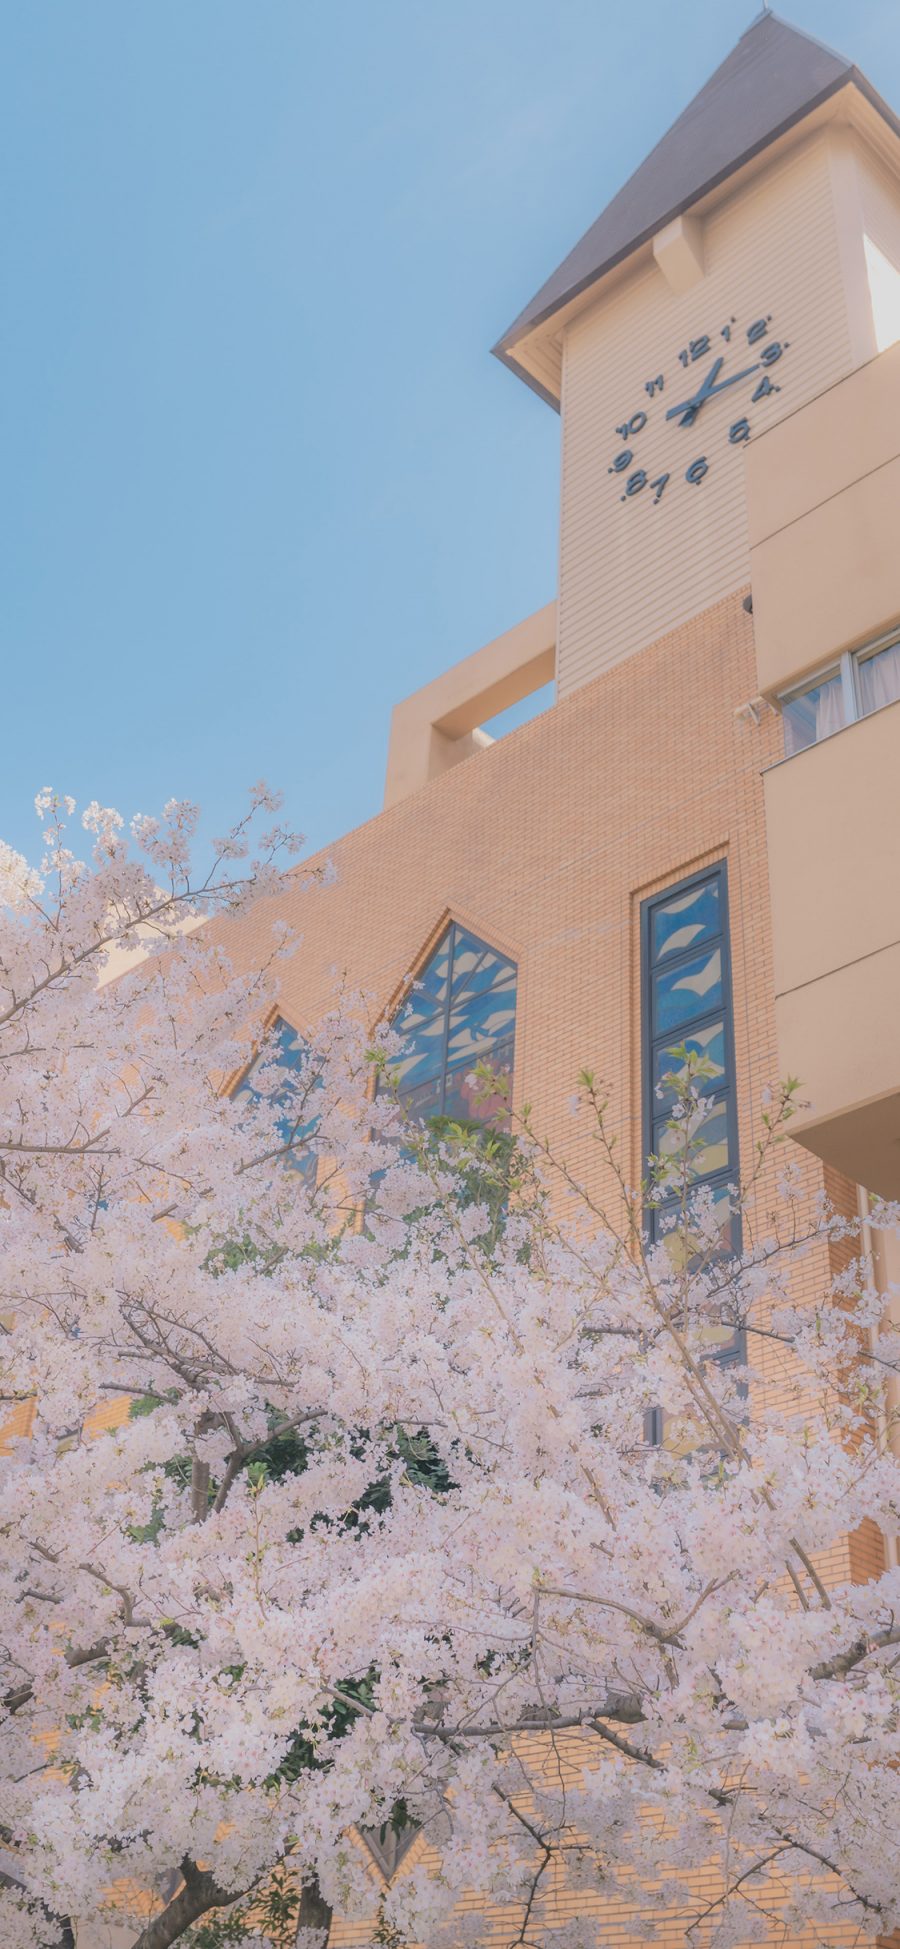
(442, 1036), (514, 1125)
(389, 925), (517, 1128)
(390, 1011), (446, 1091)
(654, 947), (722, 1033)
(450, 930), (516, 1004)
(234, 1017), (318, 1183)
(654, 1021), (727, 1109)
(397, 1075), (443, 1124)
(407, 933), (452, 1016)
(446, 988), (517, 1070)
(653, 1099), (730, 1180)
(655, 1180), (737, 1268)
(652, 878), (720, 964)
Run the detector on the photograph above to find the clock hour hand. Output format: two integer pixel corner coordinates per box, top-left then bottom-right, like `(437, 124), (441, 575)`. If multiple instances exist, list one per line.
(666, 358), (761, 427)
(666, 355), (724, 427)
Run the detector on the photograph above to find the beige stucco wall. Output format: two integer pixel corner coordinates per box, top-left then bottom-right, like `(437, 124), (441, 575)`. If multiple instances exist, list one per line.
(764, 697), (900, 1197)
(747, 336), (900, 694)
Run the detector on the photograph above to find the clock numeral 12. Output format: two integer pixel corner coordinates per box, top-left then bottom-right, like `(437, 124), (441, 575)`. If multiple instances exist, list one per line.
(678, 335), (711, 367)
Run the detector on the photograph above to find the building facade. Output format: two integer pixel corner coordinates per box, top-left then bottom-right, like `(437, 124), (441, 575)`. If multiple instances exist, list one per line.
(205, 19), (900, 1937)
(7, 13), (897, 1945)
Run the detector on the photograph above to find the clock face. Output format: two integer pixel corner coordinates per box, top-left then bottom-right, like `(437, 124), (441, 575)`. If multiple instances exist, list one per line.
(607, 313), (789, 507)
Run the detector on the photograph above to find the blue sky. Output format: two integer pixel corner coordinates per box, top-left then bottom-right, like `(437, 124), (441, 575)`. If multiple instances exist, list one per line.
(3, 2), (898, 867)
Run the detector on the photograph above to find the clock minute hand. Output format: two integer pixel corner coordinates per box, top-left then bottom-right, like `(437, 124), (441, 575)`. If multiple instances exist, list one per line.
(666, 357), (761, 427)
(700, 360), (761, 403)
(666, 355), (724, 428)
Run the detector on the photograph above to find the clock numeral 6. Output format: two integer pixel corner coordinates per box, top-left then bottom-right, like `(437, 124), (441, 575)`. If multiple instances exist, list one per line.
(747, 316), (772, 343)
(685, 455), (709, 486)
(728, 418), (751, 445)
(614, 410), (647, 441)
(609, 449), (633, 474)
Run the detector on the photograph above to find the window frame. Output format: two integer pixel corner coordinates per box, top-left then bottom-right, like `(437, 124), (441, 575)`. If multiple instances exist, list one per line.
(390, 920), (517, 1130)
(231, 1013), (320, 1186)
(639, 860), (741, 1261)
(778, 624), (900, 755)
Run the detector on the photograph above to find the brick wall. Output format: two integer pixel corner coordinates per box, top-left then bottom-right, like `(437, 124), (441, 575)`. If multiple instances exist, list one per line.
(203, 587), (880, 1946)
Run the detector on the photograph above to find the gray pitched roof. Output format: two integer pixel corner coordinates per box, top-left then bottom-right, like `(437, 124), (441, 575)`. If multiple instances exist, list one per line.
(494, 12), (899, 383)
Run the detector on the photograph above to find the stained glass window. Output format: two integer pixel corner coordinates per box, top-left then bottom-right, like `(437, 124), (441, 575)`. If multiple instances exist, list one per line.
(642, 865), (741, 1284)
(390, 924), (516, 1129)
(233, 1016), (319, 1185)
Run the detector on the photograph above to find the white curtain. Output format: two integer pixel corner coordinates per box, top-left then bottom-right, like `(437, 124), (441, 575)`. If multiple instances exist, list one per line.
(859, 641), (900, 716)
(815, 674), (845, 740)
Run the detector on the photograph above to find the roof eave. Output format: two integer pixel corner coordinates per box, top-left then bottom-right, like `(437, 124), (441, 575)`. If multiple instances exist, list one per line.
(491, 349), (562, 413)
(492, 67), (900, 393)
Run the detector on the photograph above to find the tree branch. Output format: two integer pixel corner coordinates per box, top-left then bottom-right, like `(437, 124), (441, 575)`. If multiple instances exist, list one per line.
(131, 1858), (250, 1949)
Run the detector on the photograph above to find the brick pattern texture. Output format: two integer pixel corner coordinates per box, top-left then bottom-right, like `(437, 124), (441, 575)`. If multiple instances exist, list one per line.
(200, 588), (883, 1947)
(3, 588), (886, 1946)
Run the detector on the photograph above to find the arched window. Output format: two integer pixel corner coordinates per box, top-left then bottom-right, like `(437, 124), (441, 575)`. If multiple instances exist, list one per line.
(233, 1015), (319, 1183)
(390, 923), (517, 1128)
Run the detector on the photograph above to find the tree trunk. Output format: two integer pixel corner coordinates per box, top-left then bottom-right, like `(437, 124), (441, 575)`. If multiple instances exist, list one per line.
(131, 1859), (246, 1949)
(190, 1458), (210, 1523)
(296, 1877), (332, 1944)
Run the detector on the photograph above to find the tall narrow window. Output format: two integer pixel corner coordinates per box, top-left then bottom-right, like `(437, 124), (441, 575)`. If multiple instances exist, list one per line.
(233, 1015), (319, 1184)
(390, 923), (516, 1129)
(641, 864), (739, 1272)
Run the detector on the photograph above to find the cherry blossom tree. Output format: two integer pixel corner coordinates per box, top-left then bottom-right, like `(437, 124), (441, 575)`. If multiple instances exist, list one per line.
(1, 789), (899, 1949)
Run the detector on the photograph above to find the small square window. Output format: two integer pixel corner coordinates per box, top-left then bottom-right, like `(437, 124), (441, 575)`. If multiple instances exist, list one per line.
(781, 669), (844, 756)
(856, 638), (900, 719)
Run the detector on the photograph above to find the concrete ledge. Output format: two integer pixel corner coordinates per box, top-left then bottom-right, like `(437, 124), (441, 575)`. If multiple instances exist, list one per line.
(384, 603), (556, 808)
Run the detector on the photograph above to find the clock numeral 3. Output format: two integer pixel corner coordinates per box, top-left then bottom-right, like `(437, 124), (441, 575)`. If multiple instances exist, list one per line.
(761, 341), (785, 366)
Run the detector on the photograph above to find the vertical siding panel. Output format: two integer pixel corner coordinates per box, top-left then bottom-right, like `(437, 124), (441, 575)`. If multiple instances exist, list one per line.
(557, 135), (854, 699)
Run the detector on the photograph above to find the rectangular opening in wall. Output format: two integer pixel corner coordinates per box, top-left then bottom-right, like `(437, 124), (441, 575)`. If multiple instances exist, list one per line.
(479, 680), (555, 742)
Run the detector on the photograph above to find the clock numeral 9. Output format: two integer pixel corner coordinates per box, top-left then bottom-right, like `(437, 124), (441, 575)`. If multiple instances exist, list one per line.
(614, 410), (647, 441)
(747, 316), (772, 343)
(609, 449), (633, 474)
(685, 456), (709, 486)
(728, 418), (751, 445)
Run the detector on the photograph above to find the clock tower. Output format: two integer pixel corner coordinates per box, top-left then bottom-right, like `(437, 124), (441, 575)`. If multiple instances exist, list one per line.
(494, 12), (900, 700)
